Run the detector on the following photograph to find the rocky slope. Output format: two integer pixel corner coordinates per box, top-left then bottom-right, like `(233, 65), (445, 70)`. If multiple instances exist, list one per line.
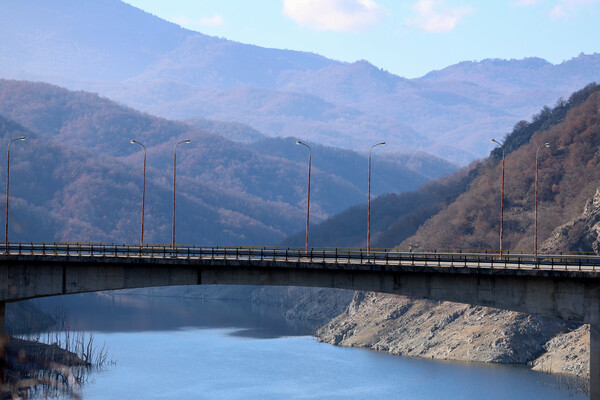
(316, 292), (580, 363)
(542, 187), (600, 253)
(532, 324), (590, 380)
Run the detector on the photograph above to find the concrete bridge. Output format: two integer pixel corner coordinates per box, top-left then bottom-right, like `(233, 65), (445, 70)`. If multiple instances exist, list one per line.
(2, 242), (600, 398)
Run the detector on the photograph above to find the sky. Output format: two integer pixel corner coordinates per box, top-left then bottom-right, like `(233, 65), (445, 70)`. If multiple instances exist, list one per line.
(121, 0), (600, 78)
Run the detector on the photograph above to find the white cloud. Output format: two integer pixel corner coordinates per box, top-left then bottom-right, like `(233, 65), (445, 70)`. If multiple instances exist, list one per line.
(549, 0), (597, 19)
(406, 0), (474, 32)
(550, 4), (568, 18)
(513, 0), (545, 6)
(200, 14), (224, 28)
(282, 0), (389, 32)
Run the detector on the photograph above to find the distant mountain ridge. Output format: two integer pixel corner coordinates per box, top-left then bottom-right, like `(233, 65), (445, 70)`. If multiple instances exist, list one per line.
(0, 79), (452, 245)
(2, 0), (600, 164)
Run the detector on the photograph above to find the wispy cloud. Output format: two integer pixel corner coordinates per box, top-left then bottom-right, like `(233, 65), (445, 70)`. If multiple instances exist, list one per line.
(406, 0), (474, 33)
(550, 0), (598, 19)
(282, 0), (389, 32)
(512, 0), (545, 6)
(199, 14), (224, 27)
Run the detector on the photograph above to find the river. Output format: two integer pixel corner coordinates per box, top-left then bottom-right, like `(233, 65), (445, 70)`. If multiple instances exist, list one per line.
(28, 291), (587, 399)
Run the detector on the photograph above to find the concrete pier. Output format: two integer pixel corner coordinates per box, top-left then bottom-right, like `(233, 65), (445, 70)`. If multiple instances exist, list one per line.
(0, 302), (4, 335)
(590, 302), (600, 399)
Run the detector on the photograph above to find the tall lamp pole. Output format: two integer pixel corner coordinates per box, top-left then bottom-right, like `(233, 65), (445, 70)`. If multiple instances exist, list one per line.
(296, 140), (311, 252)
(491, 138), (505, 256)
(5, 136), (26, 251)
(368, 142), (385, 252)
(130, 140), (146, 247)
(535, 143), (550, 260)
(173, 139), (191, 249)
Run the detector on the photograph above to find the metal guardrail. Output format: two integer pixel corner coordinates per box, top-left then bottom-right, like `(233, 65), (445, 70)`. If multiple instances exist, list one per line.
(1, 241), (599, 272)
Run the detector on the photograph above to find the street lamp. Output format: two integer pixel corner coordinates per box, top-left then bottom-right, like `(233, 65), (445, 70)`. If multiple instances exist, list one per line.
(5, 136), (26, 251)
(368, 141), (385, 252)
(130, 140), (146, 247)
(491, 138), (505, 256)
(296, 140), (311, 252)
(535, 143), (550, 260)
(173, 139), (191, 249)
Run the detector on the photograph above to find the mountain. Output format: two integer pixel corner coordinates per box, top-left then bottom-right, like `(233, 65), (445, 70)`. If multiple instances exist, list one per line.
(2, 1), (600, 164)
(0, 79), (449, 245)
(286, 83), (600, 251)
(0, 113), (299, 245)
(403, 83), (600, 251)
(183, 118), (266, 144)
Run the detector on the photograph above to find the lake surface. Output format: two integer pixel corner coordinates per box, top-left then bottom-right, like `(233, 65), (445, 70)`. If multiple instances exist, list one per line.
(29, 292), (588, 399)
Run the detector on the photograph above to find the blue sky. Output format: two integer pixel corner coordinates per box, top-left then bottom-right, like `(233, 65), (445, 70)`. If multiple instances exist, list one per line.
(122, 0), (600, 78)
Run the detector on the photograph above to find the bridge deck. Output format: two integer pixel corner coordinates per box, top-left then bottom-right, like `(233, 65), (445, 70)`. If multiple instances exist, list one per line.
(2, 241), (600, 273)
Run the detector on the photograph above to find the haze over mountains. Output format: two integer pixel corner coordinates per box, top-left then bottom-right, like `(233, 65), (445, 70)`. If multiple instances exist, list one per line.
(0, 79), (449, 245)
(2, 0), (600, 164)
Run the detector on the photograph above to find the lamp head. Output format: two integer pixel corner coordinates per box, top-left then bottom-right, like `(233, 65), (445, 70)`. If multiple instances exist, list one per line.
(185, 139), (191, 143)
(130, 139), (136, 144)
(18, 136), (25, 141)
(295, 140), (302, 145)
(544, 143), (550, 148)
(379, 141), (386, 146)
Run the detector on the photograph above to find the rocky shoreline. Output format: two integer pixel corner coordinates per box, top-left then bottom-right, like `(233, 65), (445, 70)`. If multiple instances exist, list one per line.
(119, 285), (592, 388)
(315, 292), (589, 387)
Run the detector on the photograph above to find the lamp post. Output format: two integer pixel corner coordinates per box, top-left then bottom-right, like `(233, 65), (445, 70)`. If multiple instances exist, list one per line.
(130, 140), (146, 247)
(535, 143), (550, 260)
(173, 139), (191, 249)
(5, 136), (26, 251)
(491, 138), (505, 256)
(368, 141), (385, 252)
(296, 140), (311, 252)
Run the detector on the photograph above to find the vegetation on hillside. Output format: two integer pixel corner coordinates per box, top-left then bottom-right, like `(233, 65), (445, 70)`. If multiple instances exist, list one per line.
(289, 83), (600, 251)
(0, 79), (449, 246)
(404, 83), (600, 251)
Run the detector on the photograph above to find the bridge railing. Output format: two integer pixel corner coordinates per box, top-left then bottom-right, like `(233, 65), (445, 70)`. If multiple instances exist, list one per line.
(1, 241), (599, 272)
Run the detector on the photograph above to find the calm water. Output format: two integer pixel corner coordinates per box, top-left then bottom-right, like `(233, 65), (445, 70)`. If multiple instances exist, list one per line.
(30, 292), (588, 400)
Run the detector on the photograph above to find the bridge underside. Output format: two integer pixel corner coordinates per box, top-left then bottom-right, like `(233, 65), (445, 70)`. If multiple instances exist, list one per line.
(2, 255), (600, 397)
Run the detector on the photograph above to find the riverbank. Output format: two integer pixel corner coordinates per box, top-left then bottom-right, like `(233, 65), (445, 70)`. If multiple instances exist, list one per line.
(12, 286), (591, 394)
(109, 286), (592, 387)
(315, 292), (589, 391)
(1, 335), (88, 398)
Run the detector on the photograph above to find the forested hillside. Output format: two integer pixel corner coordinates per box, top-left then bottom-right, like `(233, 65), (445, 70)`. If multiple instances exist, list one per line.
(404, 83), (600, 251)
(0, 79), (446, 245)
(287, 83), (600, 251)
(0, 114), (298, 244)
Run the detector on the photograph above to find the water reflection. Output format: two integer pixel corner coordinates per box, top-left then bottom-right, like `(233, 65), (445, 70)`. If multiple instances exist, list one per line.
(30, 291), (315, 338)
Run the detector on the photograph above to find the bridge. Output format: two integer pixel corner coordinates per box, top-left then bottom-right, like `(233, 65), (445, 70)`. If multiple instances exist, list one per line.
(2, 241), (600, 398)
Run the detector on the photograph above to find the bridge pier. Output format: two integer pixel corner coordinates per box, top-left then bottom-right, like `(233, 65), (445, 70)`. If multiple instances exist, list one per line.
(0, 301), (4, 335)
(591, 305), (600, 400)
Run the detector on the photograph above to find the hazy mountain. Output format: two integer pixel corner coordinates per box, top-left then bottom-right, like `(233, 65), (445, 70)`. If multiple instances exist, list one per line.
(2, 1), (599, 165)
(183, 118), (266, 144)
(0, 79), (452, 245)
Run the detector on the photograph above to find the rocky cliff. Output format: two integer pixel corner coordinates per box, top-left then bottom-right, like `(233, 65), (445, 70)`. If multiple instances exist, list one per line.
(542, 187), (600, 253)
